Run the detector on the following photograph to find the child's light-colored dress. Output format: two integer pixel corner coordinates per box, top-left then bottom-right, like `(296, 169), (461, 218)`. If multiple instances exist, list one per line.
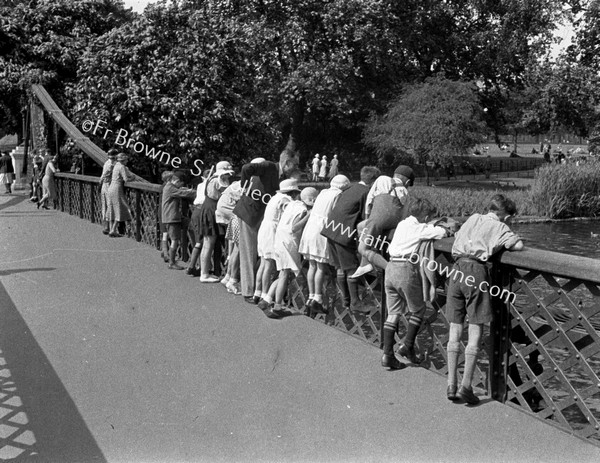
(299, 187), (343, 263)
(257, 192), (291, 259)
(274, 200), (308, 275)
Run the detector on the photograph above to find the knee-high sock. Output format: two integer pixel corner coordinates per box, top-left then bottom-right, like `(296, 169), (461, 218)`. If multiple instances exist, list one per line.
(461, 346), (480, 390)
(382, 320), (398, 355)
(404, 314), (423, 348)
(447, 341), (461, 386)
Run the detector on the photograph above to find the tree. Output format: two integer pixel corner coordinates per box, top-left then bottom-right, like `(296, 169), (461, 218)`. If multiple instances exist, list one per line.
(0, 0), (131, 138)
(363, 77), (486, 183)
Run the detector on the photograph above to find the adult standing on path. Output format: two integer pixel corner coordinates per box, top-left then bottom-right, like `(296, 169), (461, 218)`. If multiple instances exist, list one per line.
(0, 151), (14, 194)
(328, 154), (339, 179)
(106, 153), (135, 237)
(233, 156), (300, 303)
(100, 149), (118, 235)
(38, 153), (59, 210)
(318, 155), (328, 181)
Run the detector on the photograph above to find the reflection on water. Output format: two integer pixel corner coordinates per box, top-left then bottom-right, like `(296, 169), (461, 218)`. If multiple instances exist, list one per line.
(512, 220), (600, 259)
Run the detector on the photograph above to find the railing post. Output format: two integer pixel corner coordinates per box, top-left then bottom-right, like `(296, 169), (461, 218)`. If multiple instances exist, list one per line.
(79, 179), (84, 219)
(90, 183), (96, 223)
(135, 189), (142, 242)
(156, 191), (162, 250)
(489, 261), (511, 402)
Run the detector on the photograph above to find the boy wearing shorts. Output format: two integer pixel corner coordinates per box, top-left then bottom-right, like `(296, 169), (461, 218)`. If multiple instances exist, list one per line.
(161, 171), (196, 270)
(446, 194), (523, 404)
(382, 198), (448, 370)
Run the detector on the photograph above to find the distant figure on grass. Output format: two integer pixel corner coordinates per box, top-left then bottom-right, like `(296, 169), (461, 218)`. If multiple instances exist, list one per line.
(381, 198), (450, 370)
(266, 187), (318, 319)
(446, 194), (523, 405)
(328, 155), (339, 179)
(318, 155), (328, 181)
(161, 171), (196, 270)
(299, 174), (350, 315)
(100, 149), (118, 234)
(38, 152), (60, 210)
(255, 179), (299, 312)
(106, 153), (135, 237)
(312, 154), (320, 181)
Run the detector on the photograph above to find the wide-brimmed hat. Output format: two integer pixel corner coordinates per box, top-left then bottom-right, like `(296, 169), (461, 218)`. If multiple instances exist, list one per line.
(277, 178), (301, 194)
(116, 153), (128, 162)
(215, 161), (234, 176)
(393, 165), (415, 183)
(330, 174), (350, 191)
(300, 187), (318, 206)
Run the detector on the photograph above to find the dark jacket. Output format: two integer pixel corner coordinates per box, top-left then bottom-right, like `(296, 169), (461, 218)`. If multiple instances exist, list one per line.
(0, 154), (14, 174)
(161, 182), (196, 224)
(233, 161), (280, 228)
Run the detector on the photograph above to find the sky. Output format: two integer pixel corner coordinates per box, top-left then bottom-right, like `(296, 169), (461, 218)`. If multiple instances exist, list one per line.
(122, 0), (156, 13)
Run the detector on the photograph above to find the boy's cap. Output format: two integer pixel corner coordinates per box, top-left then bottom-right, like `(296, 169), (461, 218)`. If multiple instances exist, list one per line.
(393, 165), (415, 182)
(300, 187), (318, 206)
(277, 178), (301, 194)
(251, 157), (266, 164)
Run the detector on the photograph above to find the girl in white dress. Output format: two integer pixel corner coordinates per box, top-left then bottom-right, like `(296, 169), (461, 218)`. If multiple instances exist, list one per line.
(318, 155), (328, 180)
(299, 175), (350, 314)
(255, 179), (299, 310)
(266, 187), (319, 318)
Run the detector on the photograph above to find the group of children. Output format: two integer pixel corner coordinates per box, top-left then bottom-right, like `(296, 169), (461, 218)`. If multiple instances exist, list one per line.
(157, 157), (524, 405)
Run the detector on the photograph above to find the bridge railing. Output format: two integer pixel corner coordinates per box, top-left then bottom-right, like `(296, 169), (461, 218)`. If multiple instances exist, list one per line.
(55, 173), (600, 446)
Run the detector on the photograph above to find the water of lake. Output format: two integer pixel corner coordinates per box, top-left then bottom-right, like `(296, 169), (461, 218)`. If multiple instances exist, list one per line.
(512, 220), (600, 259)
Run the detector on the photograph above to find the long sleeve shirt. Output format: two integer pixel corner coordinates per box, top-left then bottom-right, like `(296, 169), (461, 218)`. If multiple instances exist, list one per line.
(161, 182), (196, 224)
(388, 216), (447, 258)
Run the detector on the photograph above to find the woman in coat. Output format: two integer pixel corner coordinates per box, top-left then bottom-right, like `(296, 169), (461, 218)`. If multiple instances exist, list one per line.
(106, 153), (135, 237)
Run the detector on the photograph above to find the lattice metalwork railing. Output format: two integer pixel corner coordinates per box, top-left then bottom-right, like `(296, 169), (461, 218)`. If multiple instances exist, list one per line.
(53, 174), (600, 446)
(502, 256), (600, 444)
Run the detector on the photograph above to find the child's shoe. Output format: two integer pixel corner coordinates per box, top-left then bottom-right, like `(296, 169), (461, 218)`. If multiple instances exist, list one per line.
(398, 344), (421, 364)
(457, 386), (480, 405)
(220, 275), (231, 286)
(447, 385), (458, 401)
(199, 274), (220, 283)
(257, 299), (270, 311)
(381, 354), (406, 370)
(309, 300), (327, 314)
(226, 281), (242, 295)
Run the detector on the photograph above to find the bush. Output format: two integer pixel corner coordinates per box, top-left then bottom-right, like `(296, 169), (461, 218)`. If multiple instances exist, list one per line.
(411, 186), (536, 217)
(530, 162), (600, 218)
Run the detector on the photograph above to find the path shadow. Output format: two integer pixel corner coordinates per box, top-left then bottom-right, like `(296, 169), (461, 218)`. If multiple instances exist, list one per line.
(0, 196), (27, 212)
(0, 268), (55, 277)
(0, 282), (106, 462)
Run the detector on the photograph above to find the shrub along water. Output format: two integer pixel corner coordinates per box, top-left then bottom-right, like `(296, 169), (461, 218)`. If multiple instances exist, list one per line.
(411, 186), (536, 217)
(530, 162), (600, 219)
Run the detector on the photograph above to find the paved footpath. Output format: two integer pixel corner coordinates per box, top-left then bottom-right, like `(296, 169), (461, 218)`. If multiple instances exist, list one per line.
(1, 192), (600, 463)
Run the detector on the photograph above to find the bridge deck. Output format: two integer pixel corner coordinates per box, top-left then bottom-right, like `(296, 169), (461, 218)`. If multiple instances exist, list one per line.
(1, 192), (599, 463)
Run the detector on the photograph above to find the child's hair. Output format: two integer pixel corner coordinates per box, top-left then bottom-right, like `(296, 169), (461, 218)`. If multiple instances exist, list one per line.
(408, 198), (437, 218)
(162, 170), (174, 183)
(360, 166), (381, 184)
(488, 194), (517, 216)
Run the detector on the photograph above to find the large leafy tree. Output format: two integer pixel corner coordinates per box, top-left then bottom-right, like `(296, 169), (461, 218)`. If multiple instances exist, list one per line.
(0, 0), (131, 138)
(72, 1), (280, 178)
(363, 77), (487, 180)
